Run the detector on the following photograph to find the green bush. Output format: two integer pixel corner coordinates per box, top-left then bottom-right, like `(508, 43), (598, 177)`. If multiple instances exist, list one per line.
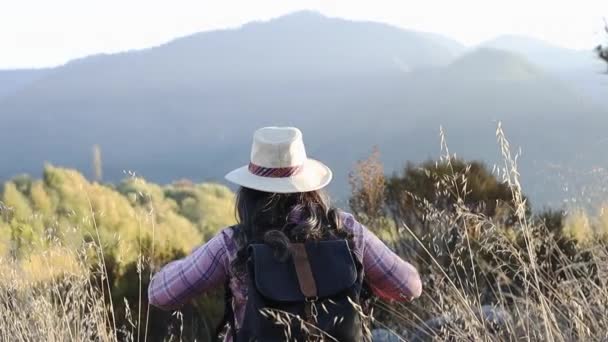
(0, 165), (236, 341)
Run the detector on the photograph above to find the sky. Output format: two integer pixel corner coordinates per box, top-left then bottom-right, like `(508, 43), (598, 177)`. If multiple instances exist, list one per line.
(1, 0), (607, 69)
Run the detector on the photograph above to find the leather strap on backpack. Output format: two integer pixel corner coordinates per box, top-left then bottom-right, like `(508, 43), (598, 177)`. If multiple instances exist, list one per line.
(289, 243), (318, 298)
(289, 243), (319, 325)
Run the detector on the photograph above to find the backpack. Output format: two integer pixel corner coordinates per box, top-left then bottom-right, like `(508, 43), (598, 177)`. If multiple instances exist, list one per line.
(218, 239), (372, 341)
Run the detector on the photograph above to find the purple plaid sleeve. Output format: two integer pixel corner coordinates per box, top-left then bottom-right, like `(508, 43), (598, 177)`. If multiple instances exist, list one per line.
(148, 229), (231, 310)
(342, 212), (422, 301)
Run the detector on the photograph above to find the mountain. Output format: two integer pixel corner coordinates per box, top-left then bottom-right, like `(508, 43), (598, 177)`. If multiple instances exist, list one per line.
(0, 12), (463, 179)
(51, 10), (463, 85)
(444, 48), (543, 80)
(0, 68), (50, 100)
(0, 12), (605, 207)
(395, 49), (608, 206)
(481, 35), (608, 109)
(482, 35), (595, 71)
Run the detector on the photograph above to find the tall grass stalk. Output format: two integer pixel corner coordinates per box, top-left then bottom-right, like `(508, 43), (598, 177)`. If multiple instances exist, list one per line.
(371, 123), (608, 341)
(2, 125), (608, 341)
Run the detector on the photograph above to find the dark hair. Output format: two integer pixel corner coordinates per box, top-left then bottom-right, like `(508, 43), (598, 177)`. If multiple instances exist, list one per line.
(231, 186), (352, 277)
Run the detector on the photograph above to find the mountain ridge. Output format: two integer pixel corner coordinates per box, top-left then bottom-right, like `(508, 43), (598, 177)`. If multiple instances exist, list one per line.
(0, 11), (606, 207)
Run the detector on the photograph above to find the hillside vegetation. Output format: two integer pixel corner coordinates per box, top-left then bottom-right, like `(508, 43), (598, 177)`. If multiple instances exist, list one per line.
(348, 129), (608, 341)
(3, 128), (608, 340)
(0, 165), (235, 341)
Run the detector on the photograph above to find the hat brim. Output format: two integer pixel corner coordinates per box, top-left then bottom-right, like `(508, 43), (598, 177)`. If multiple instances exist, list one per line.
(225, 159), (332, 193)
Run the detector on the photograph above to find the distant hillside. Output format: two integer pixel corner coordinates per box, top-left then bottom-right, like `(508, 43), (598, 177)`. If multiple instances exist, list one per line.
(0, 12), (463, 182)
(481, 35), (594, 71)
(0, 68), (50, 100)
(445, 48), (544, 80)
(481, 35), (608, 108)
(0, 11), (605, 207)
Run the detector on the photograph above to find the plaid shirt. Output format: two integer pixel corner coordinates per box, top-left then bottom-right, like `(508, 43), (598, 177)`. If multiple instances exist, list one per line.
(148, 212), (422, 330)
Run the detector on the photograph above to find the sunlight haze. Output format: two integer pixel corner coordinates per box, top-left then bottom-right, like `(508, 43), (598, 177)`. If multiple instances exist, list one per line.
(1, 0), (606, 69)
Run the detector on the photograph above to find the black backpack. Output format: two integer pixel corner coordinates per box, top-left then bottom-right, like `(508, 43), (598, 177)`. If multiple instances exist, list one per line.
(218, 239), (372, 341)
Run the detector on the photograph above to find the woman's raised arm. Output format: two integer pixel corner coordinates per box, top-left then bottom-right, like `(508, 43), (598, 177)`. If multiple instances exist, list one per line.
(343, 213), (422, 301)
(148, 230), (231, 310)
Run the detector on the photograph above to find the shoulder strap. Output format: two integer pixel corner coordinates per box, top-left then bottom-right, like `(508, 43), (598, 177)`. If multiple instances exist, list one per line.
(289, 243), (318, 299)
(215, 225), (240, 341)
(215, 279), (237, 341)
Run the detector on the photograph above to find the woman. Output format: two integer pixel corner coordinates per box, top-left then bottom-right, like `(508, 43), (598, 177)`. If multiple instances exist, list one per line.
(148, 126), (422, 340)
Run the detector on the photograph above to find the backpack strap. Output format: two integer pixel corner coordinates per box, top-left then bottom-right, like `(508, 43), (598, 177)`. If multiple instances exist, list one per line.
(289, 243), (318, 298)
(289, 243), (320, 327)
(215, 279), (237, 341)
(216, 225), (240, 341)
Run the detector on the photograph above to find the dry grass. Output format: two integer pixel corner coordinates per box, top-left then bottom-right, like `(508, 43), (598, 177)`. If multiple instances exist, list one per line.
(2, 123), (608, 341)
(0, 178), (168, 342)
(371, 123), (608, 341)
(0, 247), (115, 341)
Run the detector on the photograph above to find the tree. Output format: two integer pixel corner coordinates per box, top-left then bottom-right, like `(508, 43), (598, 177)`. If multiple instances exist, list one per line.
(1, 181), (35, 258)
(535, 208), (565, 234)
(347, 148), (524, 237)
(1, 165), (235, 341)
(2, 181), (33, 223)
(348, 152), (533, 327)
(92, 144), (103, 182)
(348, 147), (385, 226)
(385, 159), (521, 235)
(597, 19), (608, 71)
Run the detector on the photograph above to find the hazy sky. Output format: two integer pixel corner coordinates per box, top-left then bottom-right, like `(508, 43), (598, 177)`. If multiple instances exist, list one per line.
(1, 0), (606, 69)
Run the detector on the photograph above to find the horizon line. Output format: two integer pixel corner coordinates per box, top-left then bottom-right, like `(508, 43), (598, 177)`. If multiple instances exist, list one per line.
(0, 10), (595, 71)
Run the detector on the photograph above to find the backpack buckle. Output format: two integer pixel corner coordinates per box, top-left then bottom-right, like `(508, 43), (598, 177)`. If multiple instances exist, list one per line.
(304, 296), (319, 325)
(305, 296), (319, 303)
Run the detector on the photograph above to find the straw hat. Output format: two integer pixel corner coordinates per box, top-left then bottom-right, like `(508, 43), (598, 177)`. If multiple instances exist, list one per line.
(225, 127), (332, 193)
